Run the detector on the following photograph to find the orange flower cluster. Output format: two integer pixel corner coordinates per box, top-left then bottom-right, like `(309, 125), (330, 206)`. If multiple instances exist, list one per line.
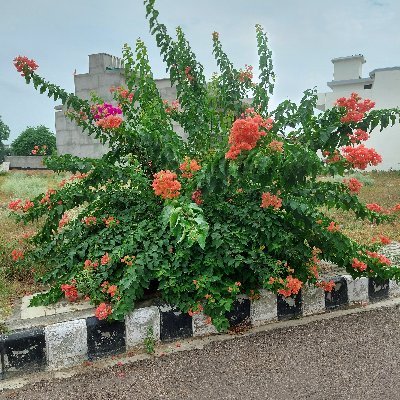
(95, 303), (112, 320)
(327, 221), (340, 232)
(61, 281), (78, 302)
(9, 199), (35, 212)
(163, 99), (179, 113)
(341, 144), (382, 170)
(101, 252), (111, 265)
(191, 189), (203, 205)
(260, 192), (282, 210)
(185, 66), (194, 82)
(344, 177), (363, 194)
(365, 251), (391, 266)
(366, 203), (384, 213)
(96, 115), (123, 130)
(110, 86), (134, 102)
(348, 129), (369, 143)
(225, 108), (273, 160)
(373, 235), (391, 245)
(351, 258), (367, 272)
(152, 170), (181, 199)
(40, 188), (56, 205)
(11, 249), (24, 261)
(13, 56), (38, 76)
(107, 285), (118, 297)
(335, 93), (375, 123)
(84, 259), (99, 270)
(82, 216), (97, 226)
(278, 276), (303, 298)
(316, 280), (336, 292)
(324, 150), (342, 164)
(268, 140), (284, 153)
(58, 213), (70, 229)
(103, 216), (120, 227)
(238, 64), (253, 82)
(179, 157), (201, 178)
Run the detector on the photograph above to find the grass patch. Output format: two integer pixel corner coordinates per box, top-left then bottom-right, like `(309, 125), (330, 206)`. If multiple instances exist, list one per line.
(0, 170), (68, 321)
(324, 171), (400, 245)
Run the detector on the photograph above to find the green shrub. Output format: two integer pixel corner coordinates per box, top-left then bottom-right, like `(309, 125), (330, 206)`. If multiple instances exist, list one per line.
(11, 125), (56, 156)
(10, 0), (400, 331)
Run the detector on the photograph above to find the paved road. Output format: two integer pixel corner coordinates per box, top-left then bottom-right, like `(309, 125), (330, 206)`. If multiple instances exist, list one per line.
(2, 306), (400, 400)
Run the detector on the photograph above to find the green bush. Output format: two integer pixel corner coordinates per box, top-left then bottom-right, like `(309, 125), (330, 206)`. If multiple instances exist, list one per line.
(0, 116), (10, 163)
(10, 0), (400, 331)
(11, 125), (56, 156)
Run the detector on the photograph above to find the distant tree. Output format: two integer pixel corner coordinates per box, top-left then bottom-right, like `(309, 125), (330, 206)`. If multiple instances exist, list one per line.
(0, 116), (10, 162)
(11, 125), (56, 156)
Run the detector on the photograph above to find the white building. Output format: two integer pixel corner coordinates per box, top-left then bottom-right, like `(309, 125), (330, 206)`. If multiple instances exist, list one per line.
(317, 55), (400, 170)
(55, 53), (183, 158)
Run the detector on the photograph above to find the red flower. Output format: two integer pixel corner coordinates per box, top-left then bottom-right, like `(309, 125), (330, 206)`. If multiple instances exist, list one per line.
(225, 109), (273, 160)
(366, 203), (384, 213)
(335, 93), (375, 123)
(101, 252), (111, 265)
(268, 140), (284, 153)
(58, 213), (69, 229)
(344, 177), (363, 194)
(191, 189), (203, 205)
(260, 192), (282, 210)
(95, 303), (112, 320)
(8, 199), (22, 211)
(341, 145), (382, 170)
(351, 258), (367, 272)
(179, 157), (201, 178)
(82, 216), (97, 226)
(327, 221), (340, 232)
(107, 285), (118, 297)
(277, 276), (302, 297)
(11, 249), (24, 261)
(152, 170), (181, 199)
(13, 56), (39, 76)
(22, 200), (34, 212)
(61, 283), (78, 302)
(316, 280), (336, 292)
(348, 129), (369, 143)
(96, 115), (123, 130)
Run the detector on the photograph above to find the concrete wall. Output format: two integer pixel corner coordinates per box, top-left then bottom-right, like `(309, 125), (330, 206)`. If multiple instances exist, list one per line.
(55, 53), (184, 158)
(5, 156), (47, 169)
(317, 56), (400, 170)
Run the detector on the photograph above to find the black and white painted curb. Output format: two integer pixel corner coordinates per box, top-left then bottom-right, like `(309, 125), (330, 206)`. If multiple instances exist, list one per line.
(1, 276), (399, 380)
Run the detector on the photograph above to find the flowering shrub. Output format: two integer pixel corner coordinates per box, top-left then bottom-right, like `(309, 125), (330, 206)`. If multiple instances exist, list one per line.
(10, 0), (400, 331)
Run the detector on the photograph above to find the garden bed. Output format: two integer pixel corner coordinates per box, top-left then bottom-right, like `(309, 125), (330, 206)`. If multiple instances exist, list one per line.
(1, 170), (399, 323)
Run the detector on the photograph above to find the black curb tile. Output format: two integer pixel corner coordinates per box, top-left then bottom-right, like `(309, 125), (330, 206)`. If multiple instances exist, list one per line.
(86, 317), (126, 360)
(226, 298), (251, 327)
(368, 278), (389, 302)
(159, 307), (193, 342)
(325, 276), (349, 309)
(1, 328), (46, 377)
(1, 339), (5, 380)
(277, 291), (302, 320)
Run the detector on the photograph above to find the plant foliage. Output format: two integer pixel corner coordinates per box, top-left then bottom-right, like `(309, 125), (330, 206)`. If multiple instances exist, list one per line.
(10, 1), (400, 331)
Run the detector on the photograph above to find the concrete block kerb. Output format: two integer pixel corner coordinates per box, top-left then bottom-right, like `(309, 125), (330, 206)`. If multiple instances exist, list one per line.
(45, 319), (88, 369)
(125, 306), (161, 348)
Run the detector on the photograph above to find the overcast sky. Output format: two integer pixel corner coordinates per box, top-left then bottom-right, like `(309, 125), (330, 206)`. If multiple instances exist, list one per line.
(1, 0), (399, 143)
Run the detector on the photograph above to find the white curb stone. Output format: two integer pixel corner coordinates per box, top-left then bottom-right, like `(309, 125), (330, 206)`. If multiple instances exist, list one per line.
(45, 319), (88, 369)
(250, 290), (277, 326)
(125, 306), (160, 348)
(302, 285), (325, 316)
(389, 280), (400, 297)
(344, 275), (368, 303)
(192, 312), (218, 337)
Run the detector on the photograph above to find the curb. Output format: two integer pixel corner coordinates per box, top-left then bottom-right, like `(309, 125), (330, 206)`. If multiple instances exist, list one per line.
(1, 275), (399, 380)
